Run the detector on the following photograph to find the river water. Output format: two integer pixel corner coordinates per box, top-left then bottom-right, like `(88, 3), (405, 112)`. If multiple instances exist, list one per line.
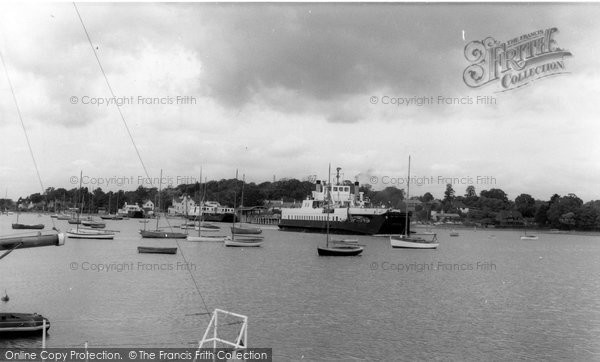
(1, 214), (599, 360)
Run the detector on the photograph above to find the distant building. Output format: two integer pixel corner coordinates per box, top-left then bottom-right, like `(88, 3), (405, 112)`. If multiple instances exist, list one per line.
(263, 199), (299, 211)
(398, 199), (422, 211)
(496, 210), (524, 227)
(431, 211), (461, 222)
(142, 200), (155, 211)
(119, 202), (142, 214)
(168, 195), (196, 215)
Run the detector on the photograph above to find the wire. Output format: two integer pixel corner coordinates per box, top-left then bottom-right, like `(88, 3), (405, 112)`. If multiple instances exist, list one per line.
(0, 50), (57, 230)
(72, 3), (152, 185)
(72, 3), (211, 320)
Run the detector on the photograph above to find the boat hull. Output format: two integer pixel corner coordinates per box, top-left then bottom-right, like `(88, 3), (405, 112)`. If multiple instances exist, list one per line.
(224, 236), (263, 247)
(187, 235), (227, 242)
(390, 235), (439, 249)
(0, 313), (50, 337)
(11, 224), (44, 230)
(137, 246), (177, 254)
(317, 246), (364, 256)
(189, 213), (237, 223)
(279, 211), (409, 235)
(66, 229), (114, 239)
(81, 222), (106, 228)
(100, 215), (123, 220)
(231, 226), (262, 235)
(139, 230), (187, 239)
(520, 236), (539, 240)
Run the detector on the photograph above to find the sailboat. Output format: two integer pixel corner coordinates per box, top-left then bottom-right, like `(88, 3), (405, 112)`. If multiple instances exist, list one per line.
(66, 172), (115, 239)
(225, 173), (263, 247)
(100, 193), (123, 220)
(317, 164), (364, 256)
(390, 156), (439, 249)
(11, 211), (44, 230)
(520, 229), (538, 240)
(139, 170), (186, 239)
(188, 174), (227, 242)
(230, 173), (262, 235)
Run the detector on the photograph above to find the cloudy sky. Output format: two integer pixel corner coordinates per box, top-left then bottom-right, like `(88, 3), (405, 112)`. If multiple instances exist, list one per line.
(0, 3), (598, 202)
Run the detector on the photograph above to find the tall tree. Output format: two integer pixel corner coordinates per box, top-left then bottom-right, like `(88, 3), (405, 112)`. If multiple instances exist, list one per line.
(515, 193), (536, 218)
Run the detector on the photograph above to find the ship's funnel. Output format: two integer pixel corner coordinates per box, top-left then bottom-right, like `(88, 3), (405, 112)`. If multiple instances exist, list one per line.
(316, 180), (322, 193)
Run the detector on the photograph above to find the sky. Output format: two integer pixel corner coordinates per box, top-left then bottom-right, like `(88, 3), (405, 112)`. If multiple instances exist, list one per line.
(0, 3), (598, 202)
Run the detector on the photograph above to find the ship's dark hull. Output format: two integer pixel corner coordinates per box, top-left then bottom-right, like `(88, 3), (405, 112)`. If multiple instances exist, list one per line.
(279, 211), (410, 235)
(187, 213), (237, 222)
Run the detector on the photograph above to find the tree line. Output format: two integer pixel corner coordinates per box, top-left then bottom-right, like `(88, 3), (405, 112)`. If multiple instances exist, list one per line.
(2, 180), (598, 230)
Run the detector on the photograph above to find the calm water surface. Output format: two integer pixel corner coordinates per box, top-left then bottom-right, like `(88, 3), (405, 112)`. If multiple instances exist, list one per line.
(1, 214), (599, 360)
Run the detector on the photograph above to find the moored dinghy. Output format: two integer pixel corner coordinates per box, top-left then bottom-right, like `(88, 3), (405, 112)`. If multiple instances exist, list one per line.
(67, 228), (115, 239)
(317, 165), (363, 256)
(139, 170), (187, 239)
(224, 235), (264, 247)
(520, 230), (539, 240)
(230, 225), (262, 235)
(0, 313), (51, 336)
(390, 234), (439, 249)
(187, 173), (227, 242)
(139, 230), (187, 238)
(225, 171), (264, 247)
(137, 246), (177, 254)
(389, 156), (439, 249)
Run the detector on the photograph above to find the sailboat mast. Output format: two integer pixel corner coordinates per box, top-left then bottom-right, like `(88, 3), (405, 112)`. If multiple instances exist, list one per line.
(198, 168), (203, 237)
(404, 156), (411, 237)
(326, 163), (331, 248)
(77, 170), (83, 232)
(156, 169), (162, 231)
(241, 174), (245, 222)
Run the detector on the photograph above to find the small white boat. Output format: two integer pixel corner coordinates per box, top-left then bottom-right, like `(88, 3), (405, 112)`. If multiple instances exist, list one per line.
(194, 226), (219, 232)
(224, 235), (263, 247)
(449, 230), (459, 237)
(390, 234), (439, 249)
(66, 228), (115, 239)
(187, 235), (227, 242)
(389, 156), (439, 250)
(521, 229), (539, 240)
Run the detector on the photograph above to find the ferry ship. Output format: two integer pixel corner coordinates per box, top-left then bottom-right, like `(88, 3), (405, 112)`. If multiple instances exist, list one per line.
(278, 171), (409, 235)
(186, 201), (237, 222)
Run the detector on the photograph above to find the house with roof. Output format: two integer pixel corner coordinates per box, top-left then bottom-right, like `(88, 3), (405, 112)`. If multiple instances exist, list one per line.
(168, 195), (196, 215)
(496, 210), (524, 227)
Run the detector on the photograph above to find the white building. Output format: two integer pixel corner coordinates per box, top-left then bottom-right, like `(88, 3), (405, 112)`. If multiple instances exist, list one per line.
(118, 202), (142, 215)
(168, 195), (196, 215)
(142, 200), (155, 211)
